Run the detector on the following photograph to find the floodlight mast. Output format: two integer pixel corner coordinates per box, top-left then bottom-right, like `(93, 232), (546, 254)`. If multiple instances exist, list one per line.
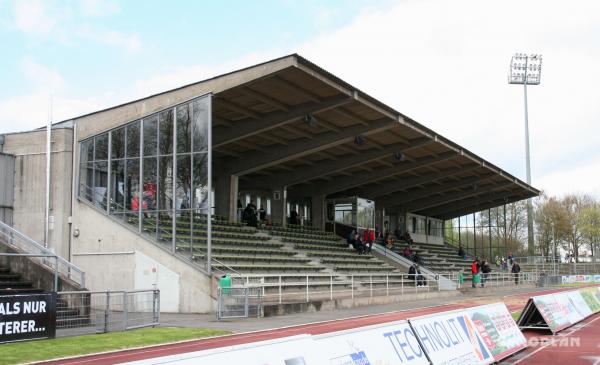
(509, 53), (542, 256)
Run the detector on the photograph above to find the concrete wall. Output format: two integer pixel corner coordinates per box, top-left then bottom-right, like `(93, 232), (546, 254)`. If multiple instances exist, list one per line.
(71, 202), (214, 313)
(0, 153), (14, 225)
(1, 129), (73, 259)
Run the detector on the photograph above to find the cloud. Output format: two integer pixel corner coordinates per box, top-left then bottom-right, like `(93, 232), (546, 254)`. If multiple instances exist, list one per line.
(79, 27), (142, 54)
(80, 0), (120, 17)
(536, 156), (600, 199)
(13, 0), (56, 36)
(21, 57), (66, 92)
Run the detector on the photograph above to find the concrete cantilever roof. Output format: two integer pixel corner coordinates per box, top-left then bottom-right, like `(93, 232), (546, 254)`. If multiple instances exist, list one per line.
(210, 54), (539, 219)
(45, 53), (538, 220)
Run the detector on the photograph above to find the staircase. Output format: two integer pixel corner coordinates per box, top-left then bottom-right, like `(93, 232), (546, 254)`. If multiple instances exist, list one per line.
(0, 265), (44, 295)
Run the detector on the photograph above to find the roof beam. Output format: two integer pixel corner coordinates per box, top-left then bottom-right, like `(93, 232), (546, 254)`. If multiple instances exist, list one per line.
(436, 195), (528, 220)
(217, 117), (396, 176)
(288, 151), (457, 198)
(378, 172), (496, 208)
(422, 191), (521, 218)
(241, 137), (432, 190)
(359, 164), (481, 199)
(241, 87), (289, 111)
(214, 98), (262, 119)
(213, 94), (352, 148)
(400, 181), (512, 212)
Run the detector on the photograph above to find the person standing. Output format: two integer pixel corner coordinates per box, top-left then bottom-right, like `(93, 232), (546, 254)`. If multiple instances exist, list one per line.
(511, 260), (521, 285)
(363, 227), (375, 254)
(471, 259), (479, 288)
(481, 259), (491, 288)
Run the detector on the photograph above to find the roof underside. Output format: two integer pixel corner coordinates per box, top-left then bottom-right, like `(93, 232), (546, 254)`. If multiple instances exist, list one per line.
(208, 55), (538, 220)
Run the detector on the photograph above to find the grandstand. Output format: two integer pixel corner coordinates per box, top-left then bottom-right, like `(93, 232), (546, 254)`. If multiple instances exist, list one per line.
(0, 54), (539, 313)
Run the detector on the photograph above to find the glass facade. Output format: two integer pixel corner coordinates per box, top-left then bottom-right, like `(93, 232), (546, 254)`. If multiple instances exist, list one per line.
(78, 94), (211, 263)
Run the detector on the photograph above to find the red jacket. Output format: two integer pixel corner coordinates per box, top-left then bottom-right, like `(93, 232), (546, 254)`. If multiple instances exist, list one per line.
(363, 229), (375, 243)
(471, 262), (479, 274)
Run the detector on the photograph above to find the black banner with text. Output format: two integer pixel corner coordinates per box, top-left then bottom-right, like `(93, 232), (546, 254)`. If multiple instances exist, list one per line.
(0, 292), (56, 343)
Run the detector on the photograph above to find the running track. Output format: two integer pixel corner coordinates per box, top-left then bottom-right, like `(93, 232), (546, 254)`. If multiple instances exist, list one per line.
(39, 286), (600, 365)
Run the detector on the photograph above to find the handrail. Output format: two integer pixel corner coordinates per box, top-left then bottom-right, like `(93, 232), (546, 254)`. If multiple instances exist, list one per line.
(373, 243), (457, 290)
(0, 220), (86, 288)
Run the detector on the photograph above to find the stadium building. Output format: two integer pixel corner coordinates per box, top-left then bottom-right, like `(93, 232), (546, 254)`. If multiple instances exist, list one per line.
(0, 54), (538, 313)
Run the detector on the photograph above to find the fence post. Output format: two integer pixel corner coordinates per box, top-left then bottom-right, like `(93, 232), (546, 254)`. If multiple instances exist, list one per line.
(386, 275), (389, 296)
(370, 275), (373, 298)
(351, 275), (354, 299)
(330, 275), (333, 301)
(278, 275), (282, 304)
(54, 256), (59, 292)
(123, 291), (128, 330)
(103, 291), (110, 333)
(244, 288), (249, 318)
(401, 274), (404, 294)
(152, 289), (159, 325)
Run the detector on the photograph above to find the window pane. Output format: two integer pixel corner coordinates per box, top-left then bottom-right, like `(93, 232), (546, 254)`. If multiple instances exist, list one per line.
(192, 153), (208, 211)
(143, 157), (157, 211)
(142, 212), (159, 242)
(111, 127), (125, 159)
(126, 122), (140, 158)
(110, 160), (125, 213)
(177, 103), (192, 153)
(93, 161), (108, 209)
(159, 109), (173, 155)
(79, 162), (94, 201)
(176, 155), (191, 209)
(125, 158), (140, 211)
(94, 133), (109, 160)
(158, 156), (173, 211)
(192, 97), (209, 152)
(80, 139), (94, 164)
(143, 115), (158, 157)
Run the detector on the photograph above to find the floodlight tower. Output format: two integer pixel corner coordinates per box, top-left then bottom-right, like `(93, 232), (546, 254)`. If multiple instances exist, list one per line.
(509, 53), (542, 255)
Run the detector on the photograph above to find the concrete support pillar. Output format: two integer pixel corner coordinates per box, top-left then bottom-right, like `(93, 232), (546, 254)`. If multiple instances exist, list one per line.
(270, 187), (287, 227)
(311, 195), (325, 230)
(214, 174), (238, 222)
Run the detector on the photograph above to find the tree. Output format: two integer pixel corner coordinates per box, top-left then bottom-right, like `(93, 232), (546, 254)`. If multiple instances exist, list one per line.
(578, 204), (600, 258)
(534, 194), (569, 260)
(562, 194), (594, 262)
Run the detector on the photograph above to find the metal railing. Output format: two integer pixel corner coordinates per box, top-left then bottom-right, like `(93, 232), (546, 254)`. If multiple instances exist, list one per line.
(446, 271), (539, 289)
(513, 256), (600, 275)
(225, 272), (439, 305)
(0, 220), (86, 288)
(217, 287), (262, 320)
(374, 243), (457, 290)
(56, 289), (160, 337)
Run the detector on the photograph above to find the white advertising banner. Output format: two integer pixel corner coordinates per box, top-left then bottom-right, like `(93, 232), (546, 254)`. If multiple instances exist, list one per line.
(566, 291), (593, 318)
(553, 293), (583, 325)
(465, 303), (527, 361)
(119, 335), (327, 365)
(409, 310), (494, 365)
(315, 320), (429, 365)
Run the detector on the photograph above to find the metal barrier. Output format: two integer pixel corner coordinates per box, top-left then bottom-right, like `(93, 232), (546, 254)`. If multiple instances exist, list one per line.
(225, 273), (438, 306)
(0, 220), (86, 288)
(217, 287), (262, 320)
(445, 271), (539, 289)
(56, 289), (160, 336)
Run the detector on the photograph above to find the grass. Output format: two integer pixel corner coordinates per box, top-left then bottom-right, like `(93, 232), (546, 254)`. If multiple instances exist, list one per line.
(0, 327), (231, 365)
(512, 311), (521, 321)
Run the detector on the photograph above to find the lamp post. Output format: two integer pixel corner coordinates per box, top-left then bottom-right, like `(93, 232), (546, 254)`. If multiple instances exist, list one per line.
(508, 53), (542, 255)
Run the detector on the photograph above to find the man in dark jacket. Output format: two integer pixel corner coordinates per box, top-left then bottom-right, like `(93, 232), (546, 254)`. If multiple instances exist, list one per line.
(408, 263), (426, 287)
(511, 261), (521, 285)
(481, 260), (491, 287)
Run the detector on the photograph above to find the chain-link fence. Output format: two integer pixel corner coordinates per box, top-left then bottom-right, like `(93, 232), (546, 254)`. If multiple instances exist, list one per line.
(56, 289), (160, 337)
(216, 287), (263, 320)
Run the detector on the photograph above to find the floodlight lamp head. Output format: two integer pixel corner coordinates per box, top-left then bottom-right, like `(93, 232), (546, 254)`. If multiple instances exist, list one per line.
(354, 135), (366, 146)
(304, 113), (318, 127)
(394, 152), (405, 162)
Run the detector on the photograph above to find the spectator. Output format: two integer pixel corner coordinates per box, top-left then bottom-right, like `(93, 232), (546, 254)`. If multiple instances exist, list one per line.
(385, 234), (394, 250)
(471, 259), (479, 288)
(501, 257), (508, 271)
(259, 205), (266, 221)
(403, 245), (412, 259)
(354, 233), (366, 255)
(242, 203), (258, 227)
(409, 263), (426, 287)
(402, 232), (414, 245)
(347, 229), (357, 246)
(458, 244), (465, 258)
(363, 227), (375, 254)
(508, 252), (514, 266)
(511, 260), (521, 285)
(412, 251), (422, 265)
(481, 259), (491, 288)
(394, 227), (402, 240)
(290, 210), (299, 225)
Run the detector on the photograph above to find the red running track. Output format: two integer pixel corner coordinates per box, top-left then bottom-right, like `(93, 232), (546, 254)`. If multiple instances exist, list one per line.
(38, 286), (596, 365)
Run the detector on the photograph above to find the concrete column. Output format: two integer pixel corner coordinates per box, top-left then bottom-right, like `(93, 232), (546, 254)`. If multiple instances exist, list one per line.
(311, 195), (325, 230)
(214, 174), (238, 222)
(270, 187), (287, 227)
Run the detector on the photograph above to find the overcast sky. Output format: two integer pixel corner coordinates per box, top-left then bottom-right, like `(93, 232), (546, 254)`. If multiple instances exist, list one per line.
(1, 0), (599, 199)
